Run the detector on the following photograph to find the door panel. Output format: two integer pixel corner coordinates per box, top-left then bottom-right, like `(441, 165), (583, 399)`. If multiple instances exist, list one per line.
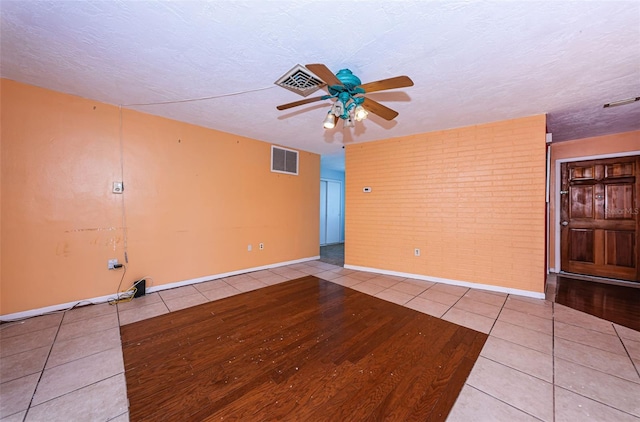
(605, 184), (634, 219)
(561, 156), (639, 281)
(605, 231), (635, 267)
(571, 165), (595, 180)
(570, 186), (594, 218)
(605, 162), (634, 178)
(568, 229), (595, 263)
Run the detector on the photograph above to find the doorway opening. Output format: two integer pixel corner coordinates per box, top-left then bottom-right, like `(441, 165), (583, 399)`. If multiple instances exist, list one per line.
(320, 179), (342, 246)
(320, 152), (346, 267)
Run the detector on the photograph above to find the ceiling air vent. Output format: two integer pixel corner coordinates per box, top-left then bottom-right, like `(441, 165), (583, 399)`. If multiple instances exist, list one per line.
(271, 146), (298, 175)
(274, 64), (326, 97)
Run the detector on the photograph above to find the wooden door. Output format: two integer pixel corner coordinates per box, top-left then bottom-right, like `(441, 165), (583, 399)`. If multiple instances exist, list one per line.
(560, 156), (640, 281)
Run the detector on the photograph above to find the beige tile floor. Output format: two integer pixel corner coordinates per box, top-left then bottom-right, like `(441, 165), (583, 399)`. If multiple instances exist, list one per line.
(1, 261), (639, 421)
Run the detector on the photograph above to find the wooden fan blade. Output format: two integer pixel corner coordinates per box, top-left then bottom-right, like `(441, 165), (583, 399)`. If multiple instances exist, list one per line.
(359, 76), (414, 93)
(306, 64), (343, 86)
(276, 95), (327, 111)
(362, 97), (399, 121)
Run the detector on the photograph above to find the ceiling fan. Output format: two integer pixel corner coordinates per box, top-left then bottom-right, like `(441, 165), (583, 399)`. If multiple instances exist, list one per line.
(276, 64), (414, 129)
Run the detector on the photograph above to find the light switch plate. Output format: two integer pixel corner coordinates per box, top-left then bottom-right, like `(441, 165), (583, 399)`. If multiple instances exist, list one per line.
(113, 181), (123, 194)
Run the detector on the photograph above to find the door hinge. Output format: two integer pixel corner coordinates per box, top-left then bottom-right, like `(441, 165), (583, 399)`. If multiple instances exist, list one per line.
(560, 190), (569, 195)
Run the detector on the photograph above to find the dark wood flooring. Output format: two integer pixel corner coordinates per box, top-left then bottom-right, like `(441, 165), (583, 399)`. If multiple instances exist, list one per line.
(121, 276), (487, 421)
(556, 276), (640, 331)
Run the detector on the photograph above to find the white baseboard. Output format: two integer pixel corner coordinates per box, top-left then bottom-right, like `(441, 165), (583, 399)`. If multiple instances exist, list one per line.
(146, 256), (320, 294)
(0, 293), (120, 322)
(344, 265), (546, 299)
(0, 256), (320, 322)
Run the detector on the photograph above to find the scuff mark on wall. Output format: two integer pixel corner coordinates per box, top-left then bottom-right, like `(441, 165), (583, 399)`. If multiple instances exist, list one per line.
(56, 242), (70, 257)
(65, 227), (120, 233)
(107, 236), (121, 251)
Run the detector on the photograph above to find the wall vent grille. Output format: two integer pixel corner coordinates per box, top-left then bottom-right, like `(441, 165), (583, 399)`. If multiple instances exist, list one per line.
(274, 64), (326, 97)
(271, 146), (299, 175)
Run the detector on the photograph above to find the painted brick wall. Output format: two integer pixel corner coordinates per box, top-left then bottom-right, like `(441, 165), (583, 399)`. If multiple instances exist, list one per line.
(345, 115), (546, 294)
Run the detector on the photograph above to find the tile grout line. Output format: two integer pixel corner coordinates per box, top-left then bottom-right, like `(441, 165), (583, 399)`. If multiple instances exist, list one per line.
(478, 355), (552, 385)
(612, 324), (640, 380)
(556, 385), (640, 420)
(23, 373), (125, 413)
(554, 354), (640, 386)
(554, 322), (634, 357)
(115, 301), (123, 331)
(465, 384), (546, 421)
(551, 301), (556, 422)
(549, 277), (558, 422)
(484, 293), (509, 335)
(22, 313), (65, 421)
(552, 311), (639, 417)
(444, 287), (470, 316)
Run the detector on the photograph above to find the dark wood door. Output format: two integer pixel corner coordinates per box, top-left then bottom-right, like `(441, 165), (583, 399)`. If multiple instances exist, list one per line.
(560, 156), (640, 282)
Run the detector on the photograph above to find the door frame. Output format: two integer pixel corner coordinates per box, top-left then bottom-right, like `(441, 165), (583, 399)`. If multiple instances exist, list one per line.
(553, 150), (640, 274)
(320, 178), (344, 246)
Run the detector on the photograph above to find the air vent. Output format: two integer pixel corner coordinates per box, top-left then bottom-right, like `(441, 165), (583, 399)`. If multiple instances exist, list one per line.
(274, 64), (326, 97)
(271, 146), (298, 175)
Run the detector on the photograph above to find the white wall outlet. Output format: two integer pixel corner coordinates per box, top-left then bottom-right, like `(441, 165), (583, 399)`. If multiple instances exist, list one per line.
(248, 244), (252, 252)
(108, 258), (118, 270)
(414, 248), (421, 257)
(112, 181), (123, 194)
(259, 242), (264, 250)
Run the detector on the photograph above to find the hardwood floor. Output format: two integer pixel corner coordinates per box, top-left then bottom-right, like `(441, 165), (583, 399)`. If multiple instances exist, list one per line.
(556, 276), (640, 331)
(120, 276), (487, 421)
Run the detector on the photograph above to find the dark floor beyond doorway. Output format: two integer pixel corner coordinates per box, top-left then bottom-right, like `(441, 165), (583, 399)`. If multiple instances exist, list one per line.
(555, 276), (640, 331)
(320, 242), (344, 267)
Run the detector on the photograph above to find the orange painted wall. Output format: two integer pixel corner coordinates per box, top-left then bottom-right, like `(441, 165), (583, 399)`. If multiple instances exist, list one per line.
(345, 115), (547, 293)
(548, 130), (640, 270)
(1, 79), (320, 316)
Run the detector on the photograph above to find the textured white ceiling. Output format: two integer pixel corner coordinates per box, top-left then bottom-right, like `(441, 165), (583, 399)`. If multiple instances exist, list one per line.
(1, 1), (639, 156)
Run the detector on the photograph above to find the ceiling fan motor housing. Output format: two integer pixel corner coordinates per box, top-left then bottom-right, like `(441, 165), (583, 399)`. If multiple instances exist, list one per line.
(335, 69), (362, 89)
(325, 69), (366, 120)
(328, 69), (366, 97)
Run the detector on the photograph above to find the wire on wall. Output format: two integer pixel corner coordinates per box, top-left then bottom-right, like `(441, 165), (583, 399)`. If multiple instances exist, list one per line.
(109, 85), (275, 295)
(118, 106), (129, 264)
(121, 86), (276, 107)
(115, 85), (275, 262)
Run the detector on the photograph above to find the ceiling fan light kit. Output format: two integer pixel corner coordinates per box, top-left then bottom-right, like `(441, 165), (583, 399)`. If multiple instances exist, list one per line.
(323, 112), (337, 129)
(276, 64), (414, 129)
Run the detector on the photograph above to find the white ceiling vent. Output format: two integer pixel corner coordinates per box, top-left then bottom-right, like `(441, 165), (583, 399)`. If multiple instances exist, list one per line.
(274, 64), (326, 97)
(271, 145), (298, 175)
